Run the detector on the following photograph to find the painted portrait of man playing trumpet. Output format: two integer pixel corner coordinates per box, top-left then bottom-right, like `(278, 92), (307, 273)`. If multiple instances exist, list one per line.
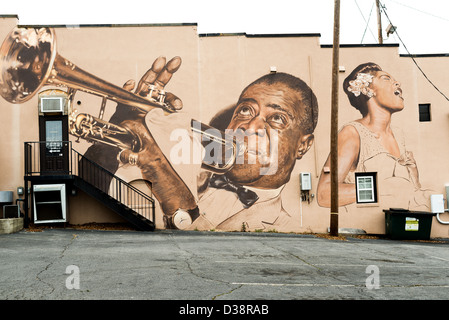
(84, 55), (319, 232)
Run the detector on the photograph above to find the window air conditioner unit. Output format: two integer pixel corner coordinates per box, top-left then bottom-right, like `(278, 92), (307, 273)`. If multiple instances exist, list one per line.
(3, 205), (20, 218)
(40, 96), (64, 113)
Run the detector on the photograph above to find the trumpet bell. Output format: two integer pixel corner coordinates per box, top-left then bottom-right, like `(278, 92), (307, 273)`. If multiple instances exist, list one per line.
(0, 26), (174, 114)
(0, 27), (56, 103)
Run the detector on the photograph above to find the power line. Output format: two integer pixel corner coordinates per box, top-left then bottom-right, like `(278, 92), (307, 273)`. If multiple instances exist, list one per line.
(389, 0), (449, 23)
(380, 1), (449, 102)
(354, 0), (376, 43)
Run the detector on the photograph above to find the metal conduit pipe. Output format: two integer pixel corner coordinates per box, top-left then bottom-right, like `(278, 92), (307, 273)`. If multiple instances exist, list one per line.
(438, 186), (449, 225)
(436, 211), (449, 225)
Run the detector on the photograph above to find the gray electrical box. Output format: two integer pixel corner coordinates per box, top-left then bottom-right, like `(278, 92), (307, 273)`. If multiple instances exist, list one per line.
(300, 172), (312, 191)
(431, 194), (445, 213)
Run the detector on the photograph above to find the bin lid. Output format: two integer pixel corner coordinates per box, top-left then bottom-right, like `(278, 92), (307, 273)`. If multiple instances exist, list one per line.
(383, 208), (436, 216)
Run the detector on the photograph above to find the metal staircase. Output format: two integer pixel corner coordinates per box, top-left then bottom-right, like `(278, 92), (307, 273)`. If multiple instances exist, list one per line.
(24, 141), (155, 231)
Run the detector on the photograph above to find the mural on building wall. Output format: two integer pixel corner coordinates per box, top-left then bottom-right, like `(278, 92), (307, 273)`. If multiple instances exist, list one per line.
(0, 27), (433, 232)
(0, 27), (319, 232)
(316, 62), (431, 210)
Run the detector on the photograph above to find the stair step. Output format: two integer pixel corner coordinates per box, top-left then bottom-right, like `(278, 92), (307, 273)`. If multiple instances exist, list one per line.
(69, 150), (155, 231)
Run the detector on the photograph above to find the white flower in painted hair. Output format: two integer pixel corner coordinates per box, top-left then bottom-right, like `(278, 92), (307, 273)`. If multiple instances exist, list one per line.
(348, 73), (374, 98)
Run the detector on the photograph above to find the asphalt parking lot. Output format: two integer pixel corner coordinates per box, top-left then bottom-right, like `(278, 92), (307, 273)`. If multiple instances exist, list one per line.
(0, 227), (448, 314)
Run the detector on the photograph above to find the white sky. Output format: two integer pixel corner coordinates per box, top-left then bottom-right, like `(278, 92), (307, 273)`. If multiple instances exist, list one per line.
(2, 0), (449, 54)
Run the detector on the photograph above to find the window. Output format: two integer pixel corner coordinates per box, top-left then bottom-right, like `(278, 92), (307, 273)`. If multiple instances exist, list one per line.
(355, 172), (377, 204)
(419, 104), (431, 122)
(45, 120), (63, 152)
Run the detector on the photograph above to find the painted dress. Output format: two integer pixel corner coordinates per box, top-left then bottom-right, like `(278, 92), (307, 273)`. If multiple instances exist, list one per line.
(342, 121), (429, 210)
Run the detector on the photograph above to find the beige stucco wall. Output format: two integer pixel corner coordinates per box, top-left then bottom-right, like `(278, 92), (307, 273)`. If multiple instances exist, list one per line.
(0, 17), (28, 203)
(401, 55), (449, 238)
(1, 16), (448, 238)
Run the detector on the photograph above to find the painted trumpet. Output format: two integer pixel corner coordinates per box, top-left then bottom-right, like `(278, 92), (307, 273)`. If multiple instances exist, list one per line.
(0, 27), (241, 173)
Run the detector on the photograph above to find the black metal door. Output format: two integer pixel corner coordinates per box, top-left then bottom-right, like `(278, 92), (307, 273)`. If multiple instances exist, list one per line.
(39, 116), (69, 174)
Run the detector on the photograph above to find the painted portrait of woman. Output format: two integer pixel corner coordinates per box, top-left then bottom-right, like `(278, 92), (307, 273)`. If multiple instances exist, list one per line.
(317, 62), (430, 210)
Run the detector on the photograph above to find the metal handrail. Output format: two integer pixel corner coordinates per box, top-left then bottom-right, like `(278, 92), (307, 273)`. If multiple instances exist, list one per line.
(24, 141), (155, 222)
(24, 140), (72, 176)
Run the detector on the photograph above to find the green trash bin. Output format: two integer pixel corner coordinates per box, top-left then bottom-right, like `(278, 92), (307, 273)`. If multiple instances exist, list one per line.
(384, 208), (436, 240)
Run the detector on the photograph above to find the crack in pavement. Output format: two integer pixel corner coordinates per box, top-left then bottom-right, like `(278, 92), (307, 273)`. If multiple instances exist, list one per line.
(35, 233), (78, 297)
(211, 284), (244, 300)
(259, 240), (322, 270)
(258, 240), (363, 288)
(167, 234), (246, 299)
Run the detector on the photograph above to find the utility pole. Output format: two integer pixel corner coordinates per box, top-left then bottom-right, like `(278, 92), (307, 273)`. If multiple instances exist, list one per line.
(330, 0), (340, 236)
(376, 0), (383, 44)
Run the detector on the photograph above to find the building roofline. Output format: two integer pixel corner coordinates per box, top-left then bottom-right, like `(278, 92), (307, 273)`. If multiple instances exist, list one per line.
(400, 53), (449, 58)
(0, 15), (19, 19)
(321, 43), (399, 48)
(17, 22), (198, 28)
(199, 32), (321, 38)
